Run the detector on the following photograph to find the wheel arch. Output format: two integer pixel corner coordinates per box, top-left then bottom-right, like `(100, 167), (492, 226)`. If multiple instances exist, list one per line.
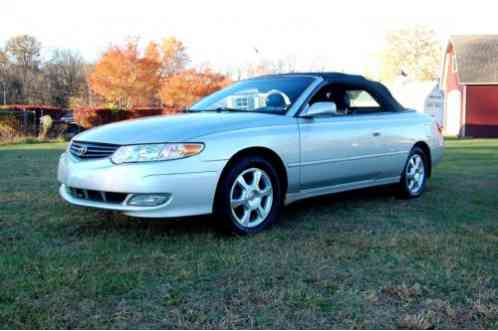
(413, 141), (432, 177)
(214, 146), (289, 203)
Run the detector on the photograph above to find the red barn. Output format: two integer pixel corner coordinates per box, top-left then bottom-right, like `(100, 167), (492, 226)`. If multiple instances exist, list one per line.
(441, 35), (498, 137)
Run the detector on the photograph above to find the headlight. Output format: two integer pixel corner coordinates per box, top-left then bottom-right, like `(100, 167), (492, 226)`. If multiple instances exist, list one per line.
(111, 143), (204, 164)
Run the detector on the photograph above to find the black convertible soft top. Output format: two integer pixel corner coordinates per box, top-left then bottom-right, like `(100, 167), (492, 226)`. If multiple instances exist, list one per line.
(256, 72), (404, 112)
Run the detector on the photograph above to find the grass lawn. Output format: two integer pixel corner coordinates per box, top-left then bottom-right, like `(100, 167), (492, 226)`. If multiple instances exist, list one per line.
(0, 139), (497, 329)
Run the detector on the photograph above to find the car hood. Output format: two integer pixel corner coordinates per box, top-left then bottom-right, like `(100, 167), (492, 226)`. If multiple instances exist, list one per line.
(74, 112), (293, 145)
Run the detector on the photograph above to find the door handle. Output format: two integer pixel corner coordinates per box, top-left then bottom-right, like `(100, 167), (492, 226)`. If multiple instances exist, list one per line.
(373, 132), (381, 137)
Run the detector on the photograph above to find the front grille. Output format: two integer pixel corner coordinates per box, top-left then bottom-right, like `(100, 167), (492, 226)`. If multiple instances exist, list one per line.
(69, 141), (120, 160)
(67, 187), (128, 204)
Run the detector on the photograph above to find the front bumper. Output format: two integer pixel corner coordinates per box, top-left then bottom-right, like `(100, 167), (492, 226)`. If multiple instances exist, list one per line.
(57, 153), (225, 218)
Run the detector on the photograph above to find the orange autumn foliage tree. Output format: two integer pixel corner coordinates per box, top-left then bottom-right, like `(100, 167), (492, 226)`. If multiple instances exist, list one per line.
(160, 37), (189, 76)
(88, 40), (161, 110)
(159, 68), (231, 109)
(157, 37), (230, 110)
(88, 36), (231, 112)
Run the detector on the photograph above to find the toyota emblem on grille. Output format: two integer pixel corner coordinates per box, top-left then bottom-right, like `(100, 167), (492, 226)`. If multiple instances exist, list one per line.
(74, 145), (88, 156)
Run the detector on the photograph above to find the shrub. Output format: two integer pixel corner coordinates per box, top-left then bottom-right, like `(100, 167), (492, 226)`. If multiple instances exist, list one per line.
(0, 118), (20, 140)
(0, 112), (30, 140)
(74, 108), (117, 129)
(74, 107), (179, 129)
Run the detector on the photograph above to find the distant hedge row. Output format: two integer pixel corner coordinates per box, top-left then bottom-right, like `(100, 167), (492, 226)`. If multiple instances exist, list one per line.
(73, 107), (180, 128)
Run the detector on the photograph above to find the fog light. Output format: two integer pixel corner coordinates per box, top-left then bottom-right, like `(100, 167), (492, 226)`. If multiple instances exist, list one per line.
(127, 194), (170, 207)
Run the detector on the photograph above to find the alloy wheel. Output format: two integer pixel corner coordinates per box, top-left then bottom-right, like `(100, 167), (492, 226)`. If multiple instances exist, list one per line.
(229, 167), (274, 228)
(405, 154), (425, 194)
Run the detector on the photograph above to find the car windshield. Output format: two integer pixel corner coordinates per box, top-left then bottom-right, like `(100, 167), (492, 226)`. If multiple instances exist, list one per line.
(190, 76), (316, 114)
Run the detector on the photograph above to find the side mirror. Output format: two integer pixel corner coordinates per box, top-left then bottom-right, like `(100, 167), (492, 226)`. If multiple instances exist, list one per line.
(302, 102), (337, 117)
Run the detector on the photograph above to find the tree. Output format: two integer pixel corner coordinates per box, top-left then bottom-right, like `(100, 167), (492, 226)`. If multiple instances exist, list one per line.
(244, 58), (296, 78)
(45, 49), (87, 108)
(159, 68), (230, 110)
(88, 40), (161, 109)
(0, 48), (23, 104)
(160, 37), (189, 76)
(138, 41), (162, 102)
(380, 26), (442, 82)
(5, 35), (42, 99)
(0, 50), (8, 104)
(86, 36), (229, 110)
(5, 35), (41, 71)
(0, 50), (6, 65)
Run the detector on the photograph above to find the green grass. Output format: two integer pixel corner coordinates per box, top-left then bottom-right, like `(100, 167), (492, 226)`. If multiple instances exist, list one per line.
(0, 136), (66, 146)
(0, 140), (497, 329)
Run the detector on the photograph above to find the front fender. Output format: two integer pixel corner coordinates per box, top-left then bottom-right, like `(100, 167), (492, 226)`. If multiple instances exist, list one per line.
(198, 120), (300, 193)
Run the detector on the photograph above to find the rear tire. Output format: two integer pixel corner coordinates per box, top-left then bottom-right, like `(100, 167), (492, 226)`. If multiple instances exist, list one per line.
(214, 156), (283, 235)
(398, 147), (428, 198)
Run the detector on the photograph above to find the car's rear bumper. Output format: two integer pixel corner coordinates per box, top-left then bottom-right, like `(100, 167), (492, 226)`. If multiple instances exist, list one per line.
(57, 152), (224, 218)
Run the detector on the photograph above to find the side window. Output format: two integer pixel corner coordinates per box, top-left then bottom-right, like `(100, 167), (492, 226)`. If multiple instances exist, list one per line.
(308, 85), (351, 116)
(307, 84), (386, 116)
(347, 90), (381, 111)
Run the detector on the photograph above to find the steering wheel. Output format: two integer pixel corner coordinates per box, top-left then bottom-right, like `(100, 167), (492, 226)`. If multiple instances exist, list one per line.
(264, 89), (291, 109)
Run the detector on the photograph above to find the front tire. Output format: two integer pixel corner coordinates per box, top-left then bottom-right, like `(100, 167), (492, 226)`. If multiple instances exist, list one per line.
(398, 147), (428, 198)
(214, 156), (283, 235)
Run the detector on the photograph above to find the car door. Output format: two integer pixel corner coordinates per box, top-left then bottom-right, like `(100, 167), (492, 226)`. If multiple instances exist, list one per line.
(297, 85), (383, 191)
(298, 114), (381, 190)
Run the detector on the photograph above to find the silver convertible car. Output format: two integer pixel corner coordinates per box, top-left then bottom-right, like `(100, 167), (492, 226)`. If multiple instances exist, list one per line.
(58, 73), (444, 234)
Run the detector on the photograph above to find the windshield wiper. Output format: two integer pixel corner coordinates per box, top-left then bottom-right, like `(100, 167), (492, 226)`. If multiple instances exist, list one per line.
(186, 107), (286, 115)
(215, 106), (247, 112)
(187, 107), (246, 113)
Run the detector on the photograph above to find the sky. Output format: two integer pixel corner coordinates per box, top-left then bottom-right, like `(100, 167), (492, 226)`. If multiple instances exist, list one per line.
(1, 0), (497, 75)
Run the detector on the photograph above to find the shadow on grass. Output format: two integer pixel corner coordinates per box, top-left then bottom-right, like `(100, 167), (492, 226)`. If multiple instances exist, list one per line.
(67, 184), (400, 239)
(68, 212), (217, 238)
(286, 184), (397, 211)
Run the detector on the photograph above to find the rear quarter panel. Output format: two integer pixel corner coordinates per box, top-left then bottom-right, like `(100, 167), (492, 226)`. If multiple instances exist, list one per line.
(354, 110), (438, 179)
(385, 110), (443, 172)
